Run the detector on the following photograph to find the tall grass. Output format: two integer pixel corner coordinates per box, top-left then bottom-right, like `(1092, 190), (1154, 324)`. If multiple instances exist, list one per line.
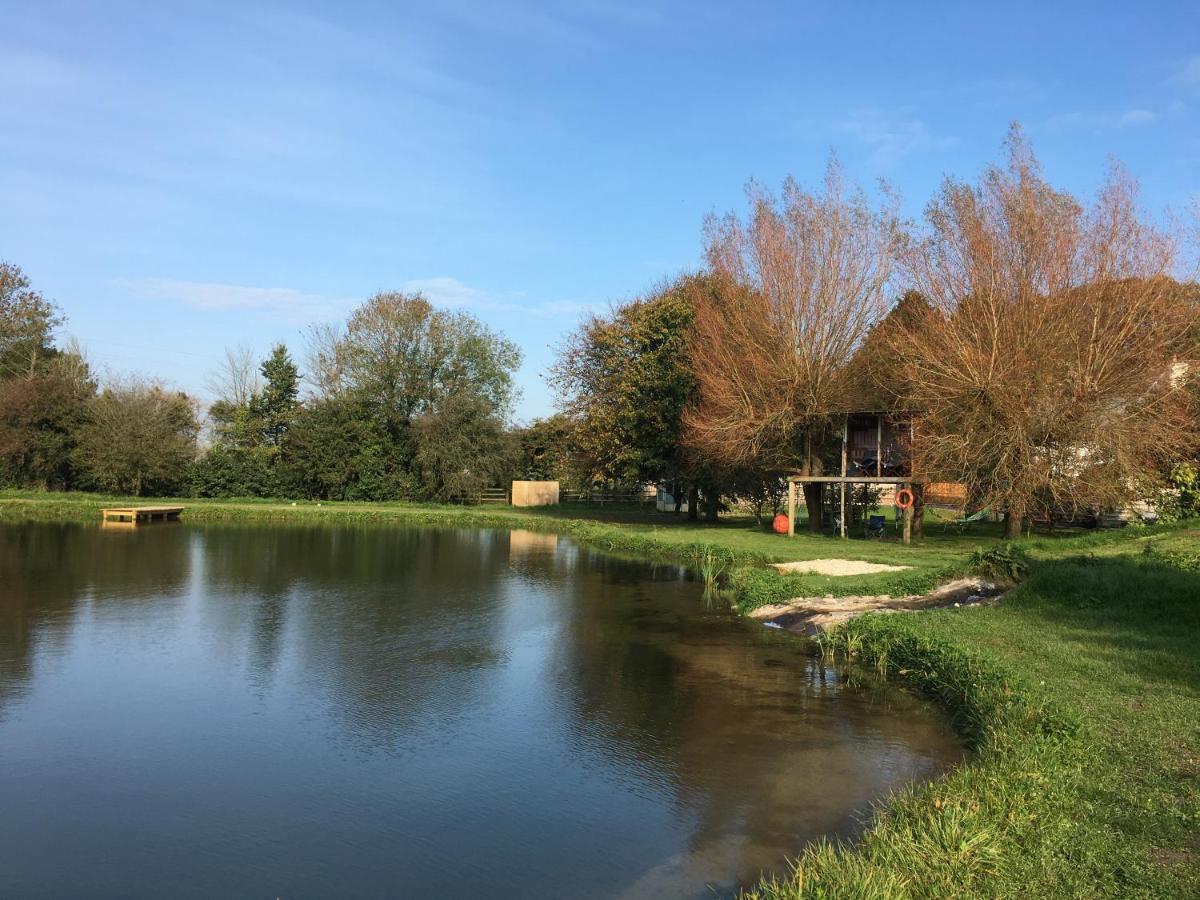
(697, 543), (732, 589)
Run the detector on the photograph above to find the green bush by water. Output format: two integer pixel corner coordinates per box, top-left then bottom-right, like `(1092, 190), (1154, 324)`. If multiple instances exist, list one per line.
(966, 541), (1029, 584)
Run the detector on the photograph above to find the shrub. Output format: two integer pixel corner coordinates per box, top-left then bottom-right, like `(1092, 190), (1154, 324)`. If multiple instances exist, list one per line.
(1141, 542), (1200, 572)
(1156, 461), (1200, 522)
(966, 542), (1029, 584)
(729, 566), (795, 611)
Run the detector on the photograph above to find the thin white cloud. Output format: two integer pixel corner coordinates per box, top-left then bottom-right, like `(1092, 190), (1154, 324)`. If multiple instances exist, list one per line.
(1180, 56), (1200, 86)
(833, 108), (954, 168)
(1118, 108), (1158, 126)
(402, 276), (491, 308)
(121, 275), (599, 323)
(403, 275), (600, 318)
(116, 277), (348, 320)
(1044, 108), (1161, 132)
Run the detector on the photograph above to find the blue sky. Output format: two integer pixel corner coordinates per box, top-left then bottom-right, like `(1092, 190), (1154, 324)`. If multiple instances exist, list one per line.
(1, 1), (1198, 421)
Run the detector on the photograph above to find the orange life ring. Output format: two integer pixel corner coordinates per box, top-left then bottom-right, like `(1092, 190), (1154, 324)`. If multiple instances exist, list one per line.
(895, 488), (915, 510)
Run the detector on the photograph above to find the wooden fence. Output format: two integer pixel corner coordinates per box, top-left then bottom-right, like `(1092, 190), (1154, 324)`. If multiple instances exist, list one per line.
(559, 489), (655, 505)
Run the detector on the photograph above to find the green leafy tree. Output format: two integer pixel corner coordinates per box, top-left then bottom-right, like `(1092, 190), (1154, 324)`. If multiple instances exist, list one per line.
(0, 265), (94, 489)
(551, 276), (705, 494)
(195, 343), (302, 497)
(1159, 461), (1200, 521)
(0, 354), (94, 489)
(279, 397), (411, 501)
(304, 291), (522, 493)
(254, 343), (300, 448)
(512, 414), (579, 483)
(189, 443), (270, 498)
(310, 292), (521, 448)
(0, 262), (62, 379)
(729, 468), (788, 524)
(74, 379), (199, 496)
(413, 393), (513, 502)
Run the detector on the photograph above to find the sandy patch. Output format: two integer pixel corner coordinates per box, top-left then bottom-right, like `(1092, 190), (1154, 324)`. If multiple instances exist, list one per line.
(770, 558), (912, 577)
(750, 577), (1004, 635)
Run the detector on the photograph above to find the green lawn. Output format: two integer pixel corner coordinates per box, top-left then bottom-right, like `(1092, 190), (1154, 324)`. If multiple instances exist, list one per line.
(3, 490), (1198, 896)
(749, 529), (1200, 898)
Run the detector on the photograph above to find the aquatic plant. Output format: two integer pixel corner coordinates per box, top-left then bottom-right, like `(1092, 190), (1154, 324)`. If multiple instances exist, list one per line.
(697, 543), (732, 589)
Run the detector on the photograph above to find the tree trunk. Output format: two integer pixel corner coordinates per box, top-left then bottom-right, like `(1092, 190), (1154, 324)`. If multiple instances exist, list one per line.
(703, 485), (720, 522)
(687, 484), (699, 521)
(1005, 497), (1025, 538)
(800, 432), (824, 533)
(802, 483), (824, 532)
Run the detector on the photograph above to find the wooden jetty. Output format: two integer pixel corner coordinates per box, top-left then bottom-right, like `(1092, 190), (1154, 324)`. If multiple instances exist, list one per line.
(100, 505), (184, 525)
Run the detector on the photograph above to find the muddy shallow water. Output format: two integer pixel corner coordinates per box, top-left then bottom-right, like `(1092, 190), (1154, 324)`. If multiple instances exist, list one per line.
(0, 522), (963, 898)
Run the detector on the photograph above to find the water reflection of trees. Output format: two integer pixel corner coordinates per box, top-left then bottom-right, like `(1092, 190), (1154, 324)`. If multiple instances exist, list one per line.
(538, 547), (962, 893)
(0, 523), (192, 718)
(2, 522), (515, 752)
(195, 524), (509, 752)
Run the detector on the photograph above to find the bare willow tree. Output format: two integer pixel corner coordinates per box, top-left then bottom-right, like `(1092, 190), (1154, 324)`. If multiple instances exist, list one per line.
(888, 126), (1200, 536)
(685, 160), (902, 529)
(206, 345), (262, 409)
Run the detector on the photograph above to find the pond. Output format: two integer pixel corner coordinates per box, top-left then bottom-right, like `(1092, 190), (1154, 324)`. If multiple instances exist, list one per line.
(0, 522), (963, 898)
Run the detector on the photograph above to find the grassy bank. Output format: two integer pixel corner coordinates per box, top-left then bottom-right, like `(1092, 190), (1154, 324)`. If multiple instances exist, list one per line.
(3, 490), (1197, 895)
(750, 529), (1200, 898)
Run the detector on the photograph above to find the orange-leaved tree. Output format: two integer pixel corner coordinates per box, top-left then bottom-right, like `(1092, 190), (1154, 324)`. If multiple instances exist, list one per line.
(887, 126), (1199, 536)
(684, 160), (902, 530)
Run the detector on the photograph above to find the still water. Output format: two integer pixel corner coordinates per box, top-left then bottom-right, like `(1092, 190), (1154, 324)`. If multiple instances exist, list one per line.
(0, 522), (962, 898)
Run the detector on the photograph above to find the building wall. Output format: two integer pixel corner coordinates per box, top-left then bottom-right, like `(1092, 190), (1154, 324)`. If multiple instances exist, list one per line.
(656, 486), (688, 513)
(511, 480), (560, 507)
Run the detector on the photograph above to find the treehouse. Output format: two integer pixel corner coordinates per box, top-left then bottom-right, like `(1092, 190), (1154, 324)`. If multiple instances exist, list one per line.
(785, 412), (921, 540)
